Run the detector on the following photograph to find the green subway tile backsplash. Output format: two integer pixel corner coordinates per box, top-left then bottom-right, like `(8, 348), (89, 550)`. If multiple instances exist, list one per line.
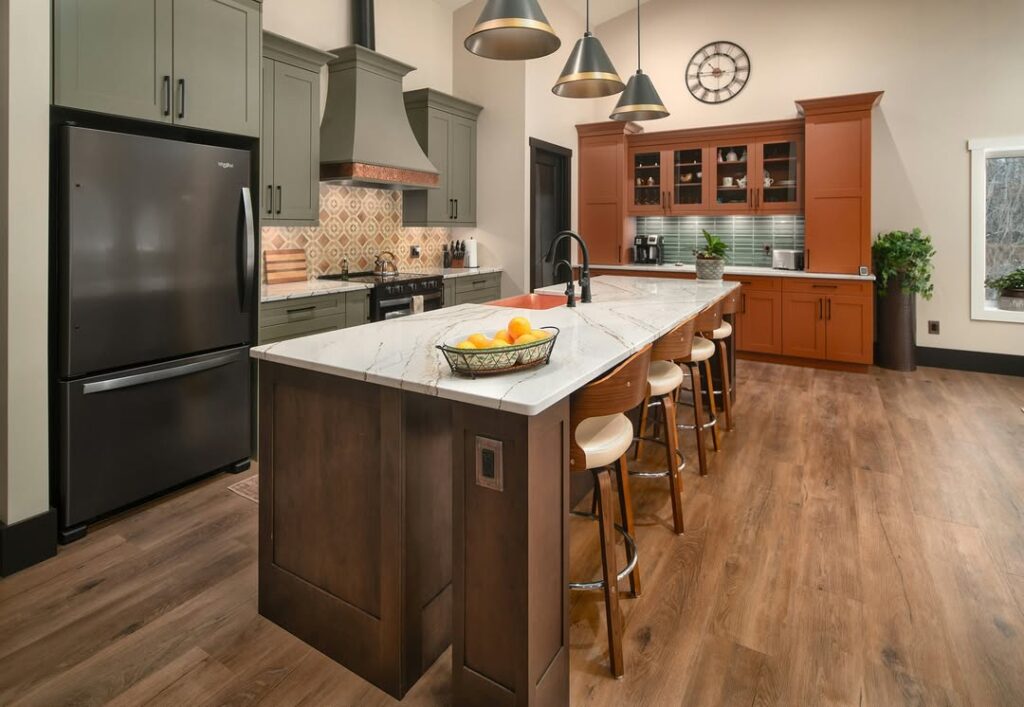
(636, 215), (805, 267)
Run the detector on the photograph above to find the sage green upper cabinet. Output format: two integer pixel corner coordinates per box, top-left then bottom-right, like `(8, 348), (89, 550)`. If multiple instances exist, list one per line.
(53, 0), (261, 137)
(53, 0), (174, 122)
(171, 0), (261, 136)
(261, 32), (334, 226)
(403, 89), (482, 228)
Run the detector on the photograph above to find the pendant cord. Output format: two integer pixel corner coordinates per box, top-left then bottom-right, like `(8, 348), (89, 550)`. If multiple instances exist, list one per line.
(636, 0), (641, 70)
(586, 0), (589, 33)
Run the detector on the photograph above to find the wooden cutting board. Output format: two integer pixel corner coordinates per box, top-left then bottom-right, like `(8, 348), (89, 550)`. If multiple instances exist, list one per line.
(264, 249), (308, 284)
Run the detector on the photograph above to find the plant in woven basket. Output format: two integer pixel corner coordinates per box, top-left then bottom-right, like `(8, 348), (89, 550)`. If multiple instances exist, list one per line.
(695, 230), (729, 280)
(872, 228), (935, 299)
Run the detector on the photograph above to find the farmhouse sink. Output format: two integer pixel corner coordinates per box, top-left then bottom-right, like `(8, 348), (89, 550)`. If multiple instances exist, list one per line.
(489, 293), (568, 310)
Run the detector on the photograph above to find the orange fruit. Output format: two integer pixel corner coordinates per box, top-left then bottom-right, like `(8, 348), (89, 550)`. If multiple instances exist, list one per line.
(514, 333), (539, 346)
(530, 329), (550, 339)
(493, 330), (514, 345)
(489, 339), (510, 348)
(508, 316), (533, 340)
(455, 340), (476, 350)
(467, 333), (491, 348)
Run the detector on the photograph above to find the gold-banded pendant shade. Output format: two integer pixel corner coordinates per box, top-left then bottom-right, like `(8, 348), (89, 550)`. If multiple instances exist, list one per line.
(610, 70), (669, 121)
(465, 0), (561, 61)
(552, 32), (624, 98)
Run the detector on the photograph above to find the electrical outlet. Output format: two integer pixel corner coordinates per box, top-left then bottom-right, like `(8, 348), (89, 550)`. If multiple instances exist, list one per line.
(762, 244), (772, 256)
(410, 245), (421, 258)
(928, 320), (940, 335)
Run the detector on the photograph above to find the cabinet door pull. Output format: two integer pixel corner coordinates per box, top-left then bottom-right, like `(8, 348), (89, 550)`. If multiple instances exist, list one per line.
(266, 185), (273, 215)
(286, 305), (317, 315)
(741, 293), (747, 314)
(276, 186), (282, 215)
(162, 76), (171, 116)
(827, 298), (832, 320)
(818, 298), (823, 320)
(449, 199), (454, 219)
(811, 284), (838, 289)
(454, 199), (459, 220)
(177, 78), (185, 119)
(806, 249), (811, 270)
(472, 279), (487, 286)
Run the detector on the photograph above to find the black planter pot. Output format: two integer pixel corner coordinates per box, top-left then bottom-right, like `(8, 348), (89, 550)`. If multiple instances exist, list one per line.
(876, 289), (916, 371)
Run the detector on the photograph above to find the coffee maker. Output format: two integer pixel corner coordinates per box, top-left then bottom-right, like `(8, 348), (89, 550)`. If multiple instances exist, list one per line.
(634, 234), (663, 264)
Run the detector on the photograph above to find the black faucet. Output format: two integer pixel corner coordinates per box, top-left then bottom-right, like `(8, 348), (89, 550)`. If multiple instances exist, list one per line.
(554, 259), (576, 307)
(544, 230), (592, 303)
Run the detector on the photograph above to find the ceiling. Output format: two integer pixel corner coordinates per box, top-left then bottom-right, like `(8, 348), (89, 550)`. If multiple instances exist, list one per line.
(436, 0), (653, 27)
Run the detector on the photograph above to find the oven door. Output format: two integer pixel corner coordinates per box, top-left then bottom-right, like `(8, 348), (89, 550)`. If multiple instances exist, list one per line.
(376, 290), (443, 321)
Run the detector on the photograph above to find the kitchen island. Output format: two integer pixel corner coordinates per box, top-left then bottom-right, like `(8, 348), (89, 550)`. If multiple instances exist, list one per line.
(251, 275), (739, 705)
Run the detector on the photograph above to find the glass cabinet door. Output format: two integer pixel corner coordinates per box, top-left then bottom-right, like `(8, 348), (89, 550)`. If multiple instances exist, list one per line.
(710, 143), (754, 211)
(757, 139), (801, 212)
(669, 147), (707, 213)
(629, 150), (667, 213)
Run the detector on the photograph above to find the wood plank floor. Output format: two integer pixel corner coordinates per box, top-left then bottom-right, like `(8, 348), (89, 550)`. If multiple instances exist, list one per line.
(1, 361), (1022, 706)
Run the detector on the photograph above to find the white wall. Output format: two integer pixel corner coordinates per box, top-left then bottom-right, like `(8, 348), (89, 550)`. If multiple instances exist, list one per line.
(583, 0), (1024, 356)
(263, 0), (453, 93)
(0, 0), (50, 525)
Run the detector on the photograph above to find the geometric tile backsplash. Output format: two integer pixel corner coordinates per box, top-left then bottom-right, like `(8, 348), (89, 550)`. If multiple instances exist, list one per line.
(636, 214), (805, 267)
(261, 183), (450, 277)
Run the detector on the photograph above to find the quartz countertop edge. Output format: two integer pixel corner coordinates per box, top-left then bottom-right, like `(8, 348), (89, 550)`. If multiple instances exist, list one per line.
(251, 275), (739, 416)
(260, 267), (504, 303)
(592, 262), (876, 282)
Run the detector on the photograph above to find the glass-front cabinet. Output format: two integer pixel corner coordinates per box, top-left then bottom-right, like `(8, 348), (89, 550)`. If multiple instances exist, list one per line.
(629, 145), (709, 215)
(709, 142), (755, 211)
(670, 146), (707, 214)
(757, 138), (801, 212)
(628, 149), (667, 214)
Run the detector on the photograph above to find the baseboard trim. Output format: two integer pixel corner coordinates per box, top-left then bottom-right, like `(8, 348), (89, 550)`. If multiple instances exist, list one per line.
(736, 351), (871, 373)
(0, 508), (58, 577)
(916, 346), (1024, 377)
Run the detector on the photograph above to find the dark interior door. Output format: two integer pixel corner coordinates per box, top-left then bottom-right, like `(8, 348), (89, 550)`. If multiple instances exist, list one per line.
(60, 127), (253, 378)
(530, 139), (572, 291)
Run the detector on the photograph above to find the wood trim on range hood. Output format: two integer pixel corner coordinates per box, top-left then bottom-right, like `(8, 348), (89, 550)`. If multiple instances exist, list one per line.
(319, 45), (440, 190)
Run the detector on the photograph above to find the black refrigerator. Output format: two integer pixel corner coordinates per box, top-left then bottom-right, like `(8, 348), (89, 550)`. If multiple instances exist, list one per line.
(56, 126), (256, 540)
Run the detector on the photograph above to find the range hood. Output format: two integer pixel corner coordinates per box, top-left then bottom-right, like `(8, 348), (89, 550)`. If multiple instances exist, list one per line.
(319, 1), (439, 189)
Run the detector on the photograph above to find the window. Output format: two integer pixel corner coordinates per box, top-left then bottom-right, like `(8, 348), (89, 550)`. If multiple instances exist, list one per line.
(969, 136), (1024, 323)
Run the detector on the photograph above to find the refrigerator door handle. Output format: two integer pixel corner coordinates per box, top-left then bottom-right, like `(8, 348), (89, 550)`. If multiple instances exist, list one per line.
(82, 352), (241, 395)
(240, 187), (255, 313)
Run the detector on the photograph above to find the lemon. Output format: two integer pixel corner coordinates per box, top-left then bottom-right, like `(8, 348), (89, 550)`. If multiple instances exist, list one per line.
(455, 340), (476, 350)
(507, 316), (532, 340)
(467, 333), (491, 348)
(514, 333), (539, 346)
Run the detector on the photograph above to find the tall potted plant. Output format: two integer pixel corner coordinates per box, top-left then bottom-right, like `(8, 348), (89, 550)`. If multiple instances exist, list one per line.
(872, 228), (935, 371)
(695, 230), (729, 280)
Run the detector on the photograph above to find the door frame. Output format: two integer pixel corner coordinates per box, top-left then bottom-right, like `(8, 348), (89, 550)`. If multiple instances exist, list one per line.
(529, 137), (573, 291)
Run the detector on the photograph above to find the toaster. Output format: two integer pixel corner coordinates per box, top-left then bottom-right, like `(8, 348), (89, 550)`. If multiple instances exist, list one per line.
(772, 249), (805, 270)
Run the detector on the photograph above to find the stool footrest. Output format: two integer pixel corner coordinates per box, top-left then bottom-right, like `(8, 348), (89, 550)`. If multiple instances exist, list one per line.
(630, 435), (685, 477)
(568, 510), (639, 591)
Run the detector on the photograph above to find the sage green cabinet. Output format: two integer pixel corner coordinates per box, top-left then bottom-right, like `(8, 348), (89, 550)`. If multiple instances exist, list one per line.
(53, 0), (261, 137)
(258, 289), (371, 344)
(442, 272), (502, 306)
(53, 0), (173, 123)
(262, 33), (334, 226)
(403, 89), (482, 227)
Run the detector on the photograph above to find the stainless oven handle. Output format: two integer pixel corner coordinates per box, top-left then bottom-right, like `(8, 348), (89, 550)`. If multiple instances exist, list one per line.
(378, 296), (413, 308)
(83, 352), (240, 395)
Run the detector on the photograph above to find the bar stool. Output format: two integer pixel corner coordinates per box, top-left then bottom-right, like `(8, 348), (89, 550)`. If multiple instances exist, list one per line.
(703, 289), (740, 431)
(677, 303), (722, 475)
(569, 345), (652, 678)
(633, 318), (696, 535)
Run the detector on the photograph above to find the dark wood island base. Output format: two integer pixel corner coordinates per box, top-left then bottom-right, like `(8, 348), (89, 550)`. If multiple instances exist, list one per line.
(258, 361), (570, 705)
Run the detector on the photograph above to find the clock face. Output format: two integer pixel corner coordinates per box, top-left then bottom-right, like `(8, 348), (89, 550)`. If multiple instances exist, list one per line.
(686, 41), (750, 104)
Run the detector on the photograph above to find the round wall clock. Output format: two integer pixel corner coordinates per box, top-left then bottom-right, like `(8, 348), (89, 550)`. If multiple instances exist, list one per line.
(686, 41), (750, 104)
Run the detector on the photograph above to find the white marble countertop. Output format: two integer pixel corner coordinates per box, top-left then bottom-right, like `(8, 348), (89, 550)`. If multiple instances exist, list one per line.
(251, 275), (738, 416)
(591, 262), (876, 282)
(260, 267), (504, 303)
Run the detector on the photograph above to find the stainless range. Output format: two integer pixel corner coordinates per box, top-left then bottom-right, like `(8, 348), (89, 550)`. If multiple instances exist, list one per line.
(319, 271), (444, 321)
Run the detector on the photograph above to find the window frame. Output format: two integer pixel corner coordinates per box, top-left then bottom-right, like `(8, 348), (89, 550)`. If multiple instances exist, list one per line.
(968, 136), (1024, 323)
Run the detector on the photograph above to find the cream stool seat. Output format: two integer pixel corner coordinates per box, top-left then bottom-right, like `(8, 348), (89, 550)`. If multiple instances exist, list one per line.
(648, 360), (685, 397)
(576, 413), (635, 470)
(710, 321), (732, 340)
(689, 336), (716, 362)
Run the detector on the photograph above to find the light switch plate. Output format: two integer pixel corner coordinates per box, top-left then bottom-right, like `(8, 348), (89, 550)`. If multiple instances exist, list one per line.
(475, 436), (503, 492)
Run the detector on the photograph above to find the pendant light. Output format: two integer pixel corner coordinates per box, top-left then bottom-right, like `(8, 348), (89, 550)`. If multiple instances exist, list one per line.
(465, 0), (561, 61)
(610, 0), (668, 121)
(552, 1), (624, 98)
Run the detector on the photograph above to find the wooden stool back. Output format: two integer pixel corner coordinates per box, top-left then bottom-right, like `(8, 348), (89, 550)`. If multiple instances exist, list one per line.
(719, 289), (741, 316)
(651, 318), (696, 362)
(694, 301), (723, 334)
(569, 345), (653, 470)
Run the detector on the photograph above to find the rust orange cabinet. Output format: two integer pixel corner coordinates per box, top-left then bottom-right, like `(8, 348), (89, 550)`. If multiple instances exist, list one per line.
(735, 290), (782, 354)
(578, 122), (641, 264)
(825, 294), (873, 363)
(781, 292), (828, 359)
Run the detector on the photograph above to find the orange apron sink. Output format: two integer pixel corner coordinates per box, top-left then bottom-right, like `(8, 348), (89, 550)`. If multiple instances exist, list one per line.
(488, 293), (568, 310)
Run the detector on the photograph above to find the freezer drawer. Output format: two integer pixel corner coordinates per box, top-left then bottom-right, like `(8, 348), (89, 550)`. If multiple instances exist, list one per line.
(59, 346), (251, 528)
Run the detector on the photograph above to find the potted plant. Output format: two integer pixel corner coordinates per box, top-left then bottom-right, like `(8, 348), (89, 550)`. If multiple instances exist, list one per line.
(986, 267), (1024, 312)
(872, 228), (935, 371)
(695, 230), (729, 280)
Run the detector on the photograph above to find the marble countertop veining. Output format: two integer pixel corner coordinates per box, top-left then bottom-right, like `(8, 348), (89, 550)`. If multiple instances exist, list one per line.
(260, 267), (504, 303)
(591, 262), (876, 282)
(251, 275), (739, 416)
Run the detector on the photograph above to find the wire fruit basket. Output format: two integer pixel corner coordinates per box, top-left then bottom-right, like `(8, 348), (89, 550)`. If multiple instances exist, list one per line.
(437, 326), (560, 378)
